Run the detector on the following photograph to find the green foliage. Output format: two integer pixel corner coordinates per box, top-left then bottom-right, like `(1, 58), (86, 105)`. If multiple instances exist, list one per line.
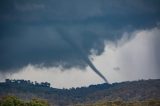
(0, 96), (49, 106)
(28, 99), (49, 106)
(0, 96), (22, 106)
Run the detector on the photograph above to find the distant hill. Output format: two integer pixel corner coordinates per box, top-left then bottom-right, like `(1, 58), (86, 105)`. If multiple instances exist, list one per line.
(0, 79), (160, 106)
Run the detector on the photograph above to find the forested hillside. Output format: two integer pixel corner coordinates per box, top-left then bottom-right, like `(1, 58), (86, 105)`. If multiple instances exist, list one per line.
(0, 79), (160, 106)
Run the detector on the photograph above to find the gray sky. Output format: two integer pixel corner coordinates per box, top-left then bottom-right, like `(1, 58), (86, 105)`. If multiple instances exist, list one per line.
(1, 26), (160, 88)
(0, 0), (160, 88)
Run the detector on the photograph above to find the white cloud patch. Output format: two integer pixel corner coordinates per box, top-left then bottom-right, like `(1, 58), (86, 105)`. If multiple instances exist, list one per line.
(2, 27), (160, 88)
(93, 27), (160, 82)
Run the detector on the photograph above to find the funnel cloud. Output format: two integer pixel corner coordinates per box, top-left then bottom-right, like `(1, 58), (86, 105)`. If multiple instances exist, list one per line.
(58, 28), (108, 83)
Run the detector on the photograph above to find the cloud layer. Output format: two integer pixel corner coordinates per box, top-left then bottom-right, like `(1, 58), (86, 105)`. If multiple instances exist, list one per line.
(0, 0), (160, 72)
(1, 27), (160, 88)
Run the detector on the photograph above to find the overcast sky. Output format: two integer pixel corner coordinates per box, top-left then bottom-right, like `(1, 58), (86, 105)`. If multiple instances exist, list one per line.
(0, 0), (160, 88)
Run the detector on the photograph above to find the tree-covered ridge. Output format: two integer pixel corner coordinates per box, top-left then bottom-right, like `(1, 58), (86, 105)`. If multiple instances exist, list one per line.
(5, 79), (50, 88)
(0, 79), (160, 106)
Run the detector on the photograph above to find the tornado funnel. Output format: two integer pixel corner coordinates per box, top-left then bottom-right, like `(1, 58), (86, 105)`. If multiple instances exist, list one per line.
(58, 29), (108, 83)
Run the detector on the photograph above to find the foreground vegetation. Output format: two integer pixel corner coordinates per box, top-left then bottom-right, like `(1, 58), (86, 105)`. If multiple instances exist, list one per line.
(76, 99), (160, 106)
(1, 96), (160, 106)
(0, 96), (49, 106)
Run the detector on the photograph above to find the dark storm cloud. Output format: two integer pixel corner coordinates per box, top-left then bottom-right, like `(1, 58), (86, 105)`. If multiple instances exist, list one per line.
(0, 0), (160, 72)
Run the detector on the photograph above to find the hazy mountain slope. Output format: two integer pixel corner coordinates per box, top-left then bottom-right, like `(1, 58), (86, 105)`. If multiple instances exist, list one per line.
(0, 79), (160, 106)
(86, 79), (160, 102)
